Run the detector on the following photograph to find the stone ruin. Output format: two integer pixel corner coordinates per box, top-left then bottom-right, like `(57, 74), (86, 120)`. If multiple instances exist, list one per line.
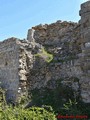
(0, 1), (90, 103)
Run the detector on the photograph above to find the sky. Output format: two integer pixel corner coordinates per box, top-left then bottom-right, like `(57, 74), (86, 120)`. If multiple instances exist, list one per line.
(0, 0), (87, 41)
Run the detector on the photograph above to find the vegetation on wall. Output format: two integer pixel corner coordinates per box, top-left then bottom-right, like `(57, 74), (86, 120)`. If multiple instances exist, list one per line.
(34, 47), (53, 63)
(30, 80), (75, 112)
(29, 78), (90, 119)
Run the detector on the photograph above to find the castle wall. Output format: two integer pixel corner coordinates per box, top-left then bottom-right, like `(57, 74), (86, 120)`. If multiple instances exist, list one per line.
(27, 21), (82, 100)
(26, 1), (90, 103)
(79, 1), (90, 103)
(0, 38), (20, 102)
(0, 1), (90, 103)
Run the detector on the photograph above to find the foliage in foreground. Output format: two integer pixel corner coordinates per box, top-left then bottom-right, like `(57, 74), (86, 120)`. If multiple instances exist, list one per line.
(0, 84), (90, 120)
(0, 86), (56, 120)
(0, 106), (56, 120)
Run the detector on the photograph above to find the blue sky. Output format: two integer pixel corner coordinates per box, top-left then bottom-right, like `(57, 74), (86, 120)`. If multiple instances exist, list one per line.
(0, 0), (86, 41)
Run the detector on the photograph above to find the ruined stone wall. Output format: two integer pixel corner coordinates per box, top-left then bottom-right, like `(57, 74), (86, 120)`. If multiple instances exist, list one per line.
(26, 21), (82, 102)
(0, 38), (34, 102)
(17, 40), (34, 96)
(0, 38), (20, 102)
(79, 1), (90, 103)
(26, 1), (90, 103)
(0, 1), (90, 103)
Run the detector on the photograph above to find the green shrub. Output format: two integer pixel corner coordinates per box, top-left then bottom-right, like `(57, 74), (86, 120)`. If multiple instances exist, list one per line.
(0, 106), (56, 120)
(0, 85), (56, 120)
(34, 48), (53, 63)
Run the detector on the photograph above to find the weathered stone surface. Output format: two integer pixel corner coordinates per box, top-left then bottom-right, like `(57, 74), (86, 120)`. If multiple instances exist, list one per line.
(79, 0), (90, 103)
(0, 1), (90, 103)
(0, 38), (20, 102)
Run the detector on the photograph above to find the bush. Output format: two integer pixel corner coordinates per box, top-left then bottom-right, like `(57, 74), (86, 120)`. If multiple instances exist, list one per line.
(0, 106), (56, 120)
(34, 47), (53, 63)
(0, 85), (56, 120)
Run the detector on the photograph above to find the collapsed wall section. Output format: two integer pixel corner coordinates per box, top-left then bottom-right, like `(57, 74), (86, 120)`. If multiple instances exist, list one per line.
(17, 40), (34, 97)
(27, 3), (90, 102)
(27, 21), (83, 102)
